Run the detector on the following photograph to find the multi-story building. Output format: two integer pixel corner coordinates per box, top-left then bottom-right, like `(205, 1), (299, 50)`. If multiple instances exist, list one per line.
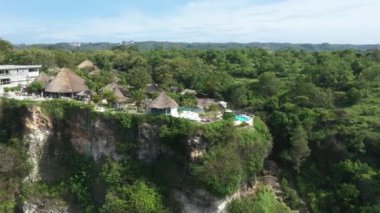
(0, 65), (41, 93)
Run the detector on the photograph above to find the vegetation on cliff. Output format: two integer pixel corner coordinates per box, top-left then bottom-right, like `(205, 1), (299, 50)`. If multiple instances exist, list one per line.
(229, 186), (291, 213)
(1, 37), (380, 211)
(0, 99), (272, 212)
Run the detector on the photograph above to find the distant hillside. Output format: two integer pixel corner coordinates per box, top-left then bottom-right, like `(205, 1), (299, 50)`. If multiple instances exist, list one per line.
(16, 42), (120, 51)
(16, 41), (380, 51)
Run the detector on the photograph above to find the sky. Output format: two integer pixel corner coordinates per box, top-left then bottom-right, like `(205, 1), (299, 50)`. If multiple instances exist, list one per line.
(0, 0), (379, 44)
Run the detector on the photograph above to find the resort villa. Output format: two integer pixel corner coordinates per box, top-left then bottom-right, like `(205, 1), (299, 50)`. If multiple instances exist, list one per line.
(100, 82), (132, 108)
(77, 60), (98, 72)
(145, 84), (164, 95)
(0, 64), (254, 127)
(0, 65), (42, 93)
(148, 92), (179, 117)
(32, 72), (53, 88)
(45, 69), (89, 98)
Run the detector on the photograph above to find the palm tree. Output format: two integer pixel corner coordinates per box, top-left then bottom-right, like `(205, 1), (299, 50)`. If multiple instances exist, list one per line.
(131, 89), (146, 112)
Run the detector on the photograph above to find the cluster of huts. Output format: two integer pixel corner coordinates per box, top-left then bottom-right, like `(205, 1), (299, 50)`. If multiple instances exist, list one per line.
(3, 60), (253, 125)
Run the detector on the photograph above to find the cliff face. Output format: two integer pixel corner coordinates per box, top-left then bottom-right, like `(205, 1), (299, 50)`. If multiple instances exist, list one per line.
(0, 100), (273, 213)
(19, 106), (235, 212)
(23, 105), (53, 182)
(64, 113), (120, 162)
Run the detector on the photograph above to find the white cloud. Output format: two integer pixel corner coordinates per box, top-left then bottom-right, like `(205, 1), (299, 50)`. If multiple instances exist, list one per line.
(0, 0), (379, 44)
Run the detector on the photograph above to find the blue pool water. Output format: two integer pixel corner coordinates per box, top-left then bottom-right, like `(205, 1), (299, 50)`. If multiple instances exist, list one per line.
(235, 115), (250, 122)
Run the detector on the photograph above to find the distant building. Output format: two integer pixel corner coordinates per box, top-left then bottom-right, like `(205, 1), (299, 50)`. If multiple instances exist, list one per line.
(0, 65), (41, 93)
(69, 42), (81, 47)
(122, 41), (135, 45)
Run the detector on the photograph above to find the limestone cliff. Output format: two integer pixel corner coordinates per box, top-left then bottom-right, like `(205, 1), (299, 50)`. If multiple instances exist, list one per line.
(0, 100), (274, 213)
(64, 113), (120, 162)
(23, 105), (53, 182)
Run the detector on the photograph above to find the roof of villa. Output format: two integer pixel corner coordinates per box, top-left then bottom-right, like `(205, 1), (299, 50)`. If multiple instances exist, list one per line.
(101, 82), (131, 103)
(77, 60), (97, 71)
(145, 84), (164, 94)
(32, 72), (53, 87)
(45, 69), (88, 93)
(197, 98), (217, 109)
(149, 92), (179, 109)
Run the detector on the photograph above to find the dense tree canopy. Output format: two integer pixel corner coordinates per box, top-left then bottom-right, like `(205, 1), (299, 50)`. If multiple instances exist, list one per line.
(0, 39), (379, 212)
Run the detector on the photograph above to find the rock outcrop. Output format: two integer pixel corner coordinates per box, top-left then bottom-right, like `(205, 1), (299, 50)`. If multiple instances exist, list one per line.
(23, 106), (53, 182)
(68, 115), (119, 162)
(187, 130), (207, 161)
(22, 199), (69, 213)
(136, 123), (161, 161)
(175, 183), (258, 213)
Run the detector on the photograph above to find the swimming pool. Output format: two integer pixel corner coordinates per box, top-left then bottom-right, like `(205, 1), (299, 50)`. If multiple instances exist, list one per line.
(235, 115), (250, 122)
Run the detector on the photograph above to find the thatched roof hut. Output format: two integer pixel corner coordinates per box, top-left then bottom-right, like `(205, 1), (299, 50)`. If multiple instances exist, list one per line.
(100, 82), (131, 103)
(78, 60), (97, 71)
(31, 72), (52, 88)
(145, 84), (163, 95)
(197, 98), (217, 109)
(45, 69), (88, 94)
(180, 89), (196, 96)
(149, 92), (178, 109)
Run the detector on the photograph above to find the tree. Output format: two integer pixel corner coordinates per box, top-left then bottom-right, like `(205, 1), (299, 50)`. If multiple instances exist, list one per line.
(306, 53), (354, 89)
(54, 50), (75, 68)
(285, 125), (310, 172)
(101, 89), (117, 105)
(0, 38), (13, 63)
(346, 88), (361, 104)
(0, 38), (13, 52)
(27, 82), (44, 93)
(225, 83), (249, 107)
(335, 183), (359, 211)
(92, 50), (115, 70)
(11, 49), (55, 69)
(192, 143), (243, 197)
(131, 89), (146, 111)
(258, 72), (282, 97)
(127, 66), (152, 89)
(101, 181), (166, 213)
(360, 64), (380, 81)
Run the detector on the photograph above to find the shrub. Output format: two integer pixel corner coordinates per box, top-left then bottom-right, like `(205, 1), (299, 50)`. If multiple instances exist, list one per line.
(26, 82), (44, 93)
(192, 143), (243, 197)
(228, 186), (292, 213)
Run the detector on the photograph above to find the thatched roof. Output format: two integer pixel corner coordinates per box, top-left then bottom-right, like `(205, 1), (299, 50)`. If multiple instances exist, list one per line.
(78, 60), (97, 71)
(197, 98), (217, 109)
(180, 89), (197, 95)
(31, 72), (52, 88)
(47, 67), (61, 75)
(145, 84), (164, 94)
(101, 82), (131, 103)
(89, 69), (101, 76)
(45, 69), (89, 93)
(149, 92), (178, 109)
(76, 90), (93, 97)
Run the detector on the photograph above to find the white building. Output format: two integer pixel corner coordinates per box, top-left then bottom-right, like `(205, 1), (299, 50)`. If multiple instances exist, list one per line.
(0, 65), (41, 93)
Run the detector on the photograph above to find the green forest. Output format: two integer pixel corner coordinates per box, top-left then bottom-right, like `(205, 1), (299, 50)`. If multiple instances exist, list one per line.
(1, 38), (380, 212)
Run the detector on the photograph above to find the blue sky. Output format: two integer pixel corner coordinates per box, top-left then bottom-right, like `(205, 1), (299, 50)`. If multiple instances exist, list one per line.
(0, 0), (379, 44)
